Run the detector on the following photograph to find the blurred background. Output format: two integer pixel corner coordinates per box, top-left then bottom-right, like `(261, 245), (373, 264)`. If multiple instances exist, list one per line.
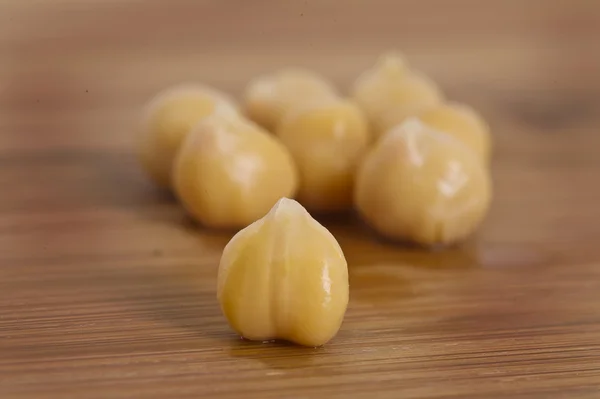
(0, 0), (599, 252)
(1, 0), (598, 152)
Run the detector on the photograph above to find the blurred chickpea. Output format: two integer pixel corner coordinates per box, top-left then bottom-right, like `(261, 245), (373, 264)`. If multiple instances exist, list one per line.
(354, 118), (492, 246)
(417, 102), (491, 164)
(277, 98), (371, 212)
(352, 52), (443, 139)
(172, 116), (298, 229)
(137, 84), (238, 188)
(243, 68), (338, 131)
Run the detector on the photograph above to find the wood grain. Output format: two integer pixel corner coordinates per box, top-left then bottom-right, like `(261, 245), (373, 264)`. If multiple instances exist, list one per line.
(1, 1), (600, 398)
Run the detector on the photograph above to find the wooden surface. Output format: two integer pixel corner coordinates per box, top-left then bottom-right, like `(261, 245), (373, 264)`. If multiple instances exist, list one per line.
(2, 1), (600, 398)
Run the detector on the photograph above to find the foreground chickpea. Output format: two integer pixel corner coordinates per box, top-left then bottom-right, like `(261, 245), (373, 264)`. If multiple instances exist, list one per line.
(417, 102), (491, 164)
(352, 52), (443, 139)
(137, 84), (238, 188)
(354, 118), (492, 246)
(276, 98), (371, 212)
(218, 197), (349, 347)
(172, 116), (298, 229)
(243, 68), (338, 131)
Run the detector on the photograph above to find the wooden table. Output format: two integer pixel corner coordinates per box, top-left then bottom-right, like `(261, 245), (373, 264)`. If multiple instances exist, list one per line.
(2, 1), (600, 398)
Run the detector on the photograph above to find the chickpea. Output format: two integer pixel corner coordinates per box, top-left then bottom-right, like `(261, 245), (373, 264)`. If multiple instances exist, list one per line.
(417, 102), (491, 164)
(172, 116), (298, 229)
(137, 84), (238, 188)
(277, 98), (371, 212)
(218, 197), (349, 347)
(243, 68), (338, 131)
(352, 52), (443, 140)
(354, 118), (492, 246)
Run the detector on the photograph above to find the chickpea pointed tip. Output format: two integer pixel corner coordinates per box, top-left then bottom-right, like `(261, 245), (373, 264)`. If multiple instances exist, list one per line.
(217, 196), (349, 347)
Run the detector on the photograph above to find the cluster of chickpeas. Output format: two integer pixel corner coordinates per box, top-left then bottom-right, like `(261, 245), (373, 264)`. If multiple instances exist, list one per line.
(136, 52), (492, 347)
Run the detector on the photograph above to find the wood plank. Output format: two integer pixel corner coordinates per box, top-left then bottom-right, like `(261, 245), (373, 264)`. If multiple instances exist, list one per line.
(1, 1), (600, 398)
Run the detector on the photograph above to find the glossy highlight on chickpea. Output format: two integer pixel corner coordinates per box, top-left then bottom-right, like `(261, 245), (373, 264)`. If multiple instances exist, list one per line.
(354, 118), (492, 246)
(217, 197), (349, 347)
